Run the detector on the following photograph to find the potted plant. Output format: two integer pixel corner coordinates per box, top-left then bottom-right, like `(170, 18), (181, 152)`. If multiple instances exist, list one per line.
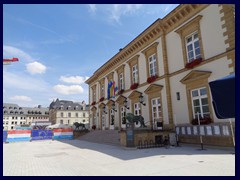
(91, 101), (96, 106)
(99, 97), (104, 102)
(191, 116), (212, 125)
(147, 75), (158, 83)
(185, 58), (203, 69)
(130, 83), (139, 90)
(118, 89), (124, 95)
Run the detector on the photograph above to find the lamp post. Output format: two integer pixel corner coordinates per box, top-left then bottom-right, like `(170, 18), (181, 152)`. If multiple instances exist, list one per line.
(112, 102), (117, 112)
(139, 94), (146, 106)
(103, 105), (107, 114)
(123, 99), (129, 109)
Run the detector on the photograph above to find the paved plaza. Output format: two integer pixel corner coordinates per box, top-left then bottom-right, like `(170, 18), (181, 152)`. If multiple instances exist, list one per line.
(3, 139), (235, 176)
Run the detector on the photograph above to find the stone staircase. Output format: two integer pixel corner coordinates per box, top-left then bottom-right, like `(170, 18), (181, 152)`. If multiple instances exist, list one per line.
(77, 130), (120, 146)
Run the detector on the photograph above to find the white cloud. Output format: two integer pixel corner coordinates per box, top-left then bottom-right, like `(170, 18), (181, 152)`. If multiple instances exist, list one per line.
(59, 76), (89, 84)
(3, 71), (49, 92)
(10, 95), (32, 102)
(88, 4), (97, 13)
(53, 85), (84, 95)
(109, 4), (143, 23)
(26, 61), (47, 74)
(3, 45), (34, 62)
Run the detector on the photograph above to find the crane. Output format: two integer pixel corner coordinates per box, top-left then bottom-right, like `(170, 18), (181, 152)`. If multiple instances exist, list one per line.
(3, 57), (19, 65)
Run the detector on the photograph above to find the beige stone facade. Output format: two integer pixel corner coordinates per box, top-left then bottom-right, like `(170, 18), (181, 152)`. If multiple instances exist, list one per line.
(86, 4), (235, 131)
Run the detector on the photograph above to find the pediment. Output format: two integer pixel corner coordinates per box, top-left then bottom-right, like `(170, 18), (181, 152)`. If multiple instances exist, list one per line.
(91, 106), (97, 112)
(180, 70), (212, 84)
(128, 90), (142, 100)
(144, 84), (163, 94)
(98, 103), (106, 108)
(116, 95), (126, 104)
(106, 99), (115, 107)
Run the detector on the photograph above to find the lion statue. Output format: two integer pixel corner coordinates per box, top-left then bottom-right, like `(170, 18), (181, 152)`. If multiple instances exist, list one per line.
(125, 113), (147, 128)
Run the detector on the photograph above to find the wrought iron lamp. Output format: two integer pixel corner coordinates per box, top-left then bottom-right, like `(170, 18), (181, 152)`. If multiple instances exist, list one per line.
(123, 99), (129, 109)
(139, 94), (146, 106)
(112, 102), (117, 112)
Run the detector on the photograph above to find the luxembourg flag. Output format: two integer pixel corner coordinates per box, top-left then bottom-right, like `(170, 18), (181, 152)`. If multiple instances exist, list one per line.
(53, 128), (73, 140)
(7, 130), (31, 142)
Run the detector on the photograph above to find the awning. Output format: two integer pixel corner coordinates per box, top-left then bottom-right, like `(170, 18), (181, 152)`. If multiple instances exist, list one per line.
(209, 73), (235, 119)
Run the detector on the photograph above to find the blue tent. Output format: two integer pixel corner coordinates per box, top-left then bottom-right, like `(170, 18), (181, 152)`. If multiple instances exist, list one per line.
(209, 73), (235, 119)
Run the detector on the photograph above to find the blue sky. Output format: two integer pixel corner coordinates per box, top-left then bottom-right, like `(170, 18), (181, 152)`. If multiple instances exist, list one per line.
(3, 4), (179, 108)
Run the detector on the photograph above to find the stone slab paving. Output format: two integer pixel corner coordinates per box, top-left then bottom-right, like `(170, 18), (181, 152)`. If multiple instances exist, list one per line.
(3, 140), (235, 176)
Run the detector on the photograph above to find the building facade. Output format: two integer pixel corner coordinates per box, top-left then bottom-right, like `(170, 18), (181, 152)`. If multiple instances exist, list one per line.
(3, 103), (49, 130)
(86, 4), (235, 131)
(49, 99), (89, 126)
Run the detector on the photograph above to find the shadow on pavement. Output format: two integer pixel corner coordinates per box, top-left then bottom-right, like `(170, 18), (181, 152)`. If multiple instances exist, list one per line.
(54, 139), (234, 161)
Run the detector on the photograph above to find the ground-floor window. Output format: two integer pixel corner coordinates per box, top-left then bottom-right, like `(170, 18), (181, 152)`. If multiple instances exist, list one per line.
(151, 97), (162, 129)
(120, 106), (126, 125)
(191, 87), (210, 119)
(102, 110), (105, 128)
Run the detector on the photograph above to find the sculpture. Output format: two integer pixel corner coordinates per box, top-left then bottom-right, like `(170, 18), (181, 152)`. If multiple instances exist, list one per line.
(73, 122), (86, 130)
(125, 113), (147, 128)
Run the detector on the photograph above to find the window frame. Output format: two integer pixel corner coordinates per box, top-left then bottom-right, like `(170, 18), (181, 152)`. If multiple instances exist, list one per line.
(185, 31), (201, 62)
(191, 87), (210, 119)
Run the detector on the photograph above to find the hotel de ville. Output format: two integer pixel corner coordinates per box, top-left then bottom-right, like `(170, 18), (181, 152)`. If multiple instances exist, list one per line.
(85, 4), (235, 145)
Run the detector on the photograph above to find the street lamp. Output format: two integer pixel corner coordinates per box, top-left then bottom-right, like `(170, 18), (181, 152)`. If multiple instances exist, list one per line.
(112, 102), (117, 112)
(139, 94), (146, 106)
(123, 99), (129, 109)
(103, 105), (107, 114)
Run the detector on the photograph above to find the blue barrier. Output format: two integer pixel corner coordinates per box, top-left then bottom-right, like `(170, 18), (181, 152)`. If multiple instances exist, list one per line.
(3, 131), (8, 143)
(31, 130), (53, 141)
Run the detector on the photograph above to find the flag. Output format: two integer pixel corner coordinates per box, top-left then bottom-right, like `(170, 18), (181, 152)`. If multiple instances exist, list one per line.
(107, 81), (113, 99)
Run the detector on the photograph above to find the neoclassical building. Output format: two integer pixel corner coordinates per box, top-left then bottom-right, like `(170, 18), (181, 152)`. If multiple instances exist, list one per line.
(49, 99), (89, 126)
(86, 4), (235, 131)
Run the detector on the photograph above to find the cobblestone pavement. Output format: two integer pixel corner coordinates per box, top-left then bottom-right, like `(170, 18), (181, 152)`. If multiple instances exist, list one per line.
(3, 140), (235, 176)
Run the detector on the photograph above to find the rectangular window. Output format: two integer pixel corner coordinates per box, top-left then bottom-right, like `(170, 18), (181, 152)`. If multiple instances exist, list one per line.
(102, 110), (105, 128)
(151, 97), (162, 129)
(61, 112), (64, 118)
(101, 83), (105, 98)
(119, 73), (124, 90)
(186, 32), (201, 62)
(76, 113), (78, 117)
(93, 89), (96, 102)
(120, 107), (126, 126)
(134, 103), (141, 116)
(191, 87), (210, 119)
(148, 54), (157, 76)
(132, 64), (138, 84)
(68, 113), (71, 117)
(83, 113), (85, 117)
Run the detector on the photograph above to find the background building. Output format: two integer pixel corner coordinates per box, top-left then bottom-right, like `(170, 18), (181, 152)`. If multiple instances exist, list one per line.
(3, 103), (49, 130)
(49, 99), (89, 126)
(86, 4), (235, 131)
